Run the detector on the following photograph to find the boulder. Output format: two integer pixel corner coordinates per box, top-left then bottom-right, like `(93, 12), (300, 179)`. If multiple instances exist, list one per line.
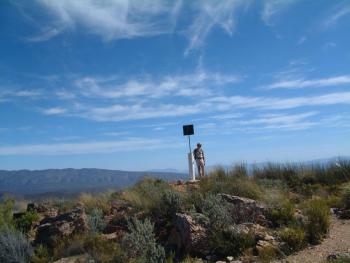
(218, 194), (269, 225)
(35, 207), (88, 248)
(327, 252), (350, 261)
(167, 213), (210, 256)
(52, 254), (92, 263)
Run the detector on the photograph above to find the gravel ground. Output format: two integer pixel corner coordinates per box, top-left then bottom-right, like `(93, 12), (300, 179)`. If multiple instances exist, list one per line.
(276, 216), (350, 263)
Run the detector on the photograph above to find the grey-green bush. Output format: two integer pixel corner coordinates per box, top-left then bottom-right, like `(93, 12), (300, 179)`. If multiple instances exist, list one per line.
(87, 208), (106, 234)
(0, 228), (33, 263)
(122, 217), (165, 263)
(201, 194), (232, 229)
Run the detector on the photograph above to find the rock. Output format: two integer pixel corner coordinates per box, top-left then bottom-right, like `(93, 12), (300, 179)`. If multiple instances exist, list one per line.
(52, 254), (92, 263)
(235, 223), (267, 241)
(35, 207), (88, 248)
(27, 203), (59, 218)
(167, 213), (210, 256)
(226, 256), (234, 261)
(104, 200), (132, 235)
(339, 209), (350, 219)
(218, 194), (269, 225)
(327, 252), (350, 261)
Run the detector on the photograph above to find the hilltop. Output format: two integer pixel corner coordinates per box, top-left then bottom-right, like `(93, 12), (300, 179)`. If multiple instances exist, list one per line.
(1, 160), (350, 263)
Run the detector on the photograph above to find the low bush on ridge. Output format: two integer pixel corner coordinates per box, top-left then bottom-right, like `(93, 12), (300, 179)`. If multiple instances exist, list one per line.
(302, 199), (330, 244)
(199, 165), (262, 200)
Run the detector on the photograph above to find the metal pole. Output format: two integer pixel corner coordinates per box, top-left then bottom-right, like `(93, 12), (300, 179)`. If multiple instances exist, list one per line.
(188, 135), (191, 153)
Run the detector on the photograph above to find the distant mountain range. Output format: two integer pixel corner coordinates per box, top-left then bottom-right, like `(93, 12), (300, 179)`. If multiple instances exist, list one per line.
(0, 168), (187, 197)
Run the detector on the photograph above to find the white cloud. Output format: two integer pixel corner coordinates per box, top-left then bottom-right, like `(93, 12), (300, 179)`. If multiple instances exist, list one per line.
(0, 138), (178, 155)
(34, 0), (180, 41)
(209, 91), (350, 110)
(261, 0), (298, 26)
(74, 71), (240, 99)
(29, 0), (252, 53)
(41, 107), (67, 115)
(264, 75), (350, 89)
(324, 2), (350, 27)
(0, 89), (43, 99)
(82, 102), (210, 121)
(184, 0), (250, 54)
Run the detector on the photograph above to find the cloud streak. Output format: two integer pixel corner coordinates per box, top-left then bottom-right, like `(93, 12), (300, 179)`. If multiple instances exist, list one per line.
(0, 138), (179, 155)
(264, 75), (350, 89)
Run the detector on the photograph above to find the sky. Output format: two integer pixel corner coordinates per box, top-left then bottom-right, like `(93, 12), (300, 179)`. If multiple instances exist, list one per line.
(0, 0), (350, 171)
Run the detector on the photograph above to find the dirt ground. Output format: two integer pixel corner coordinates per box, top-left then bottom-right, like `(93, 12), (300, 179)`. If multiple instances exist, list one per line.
(276, 217), (350, 263)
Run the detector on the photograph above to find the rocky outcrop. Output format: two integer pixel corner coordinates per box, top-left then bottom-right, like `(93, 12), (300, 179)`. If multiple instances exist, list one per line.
(167, 213), (210, 256)
(35, 207), (88, 248)
(52, 254), (91, 263)
(27, 203), (59, 218)
(218, 194), (269, 225)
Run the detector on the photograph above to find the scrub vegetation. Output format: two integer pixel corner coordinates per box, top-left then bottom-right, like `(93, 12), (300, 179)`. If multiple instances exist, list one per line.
(0, 160), (349, 262)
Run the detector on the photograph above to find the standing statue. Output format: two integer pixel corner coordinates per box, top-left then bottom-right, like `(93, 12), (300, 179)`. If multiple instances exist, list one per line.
(193, 143), (205, 178)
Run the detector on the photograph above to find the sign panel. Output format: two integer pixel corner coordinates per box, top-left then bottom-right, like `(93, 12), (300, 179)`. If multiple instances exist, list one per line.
(183, 124), (194, 136)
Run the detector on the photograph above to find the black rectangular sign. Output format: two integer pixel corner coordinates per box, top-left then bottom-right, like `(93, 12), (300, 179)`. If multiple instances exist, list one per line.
(183, 124), (194, 136)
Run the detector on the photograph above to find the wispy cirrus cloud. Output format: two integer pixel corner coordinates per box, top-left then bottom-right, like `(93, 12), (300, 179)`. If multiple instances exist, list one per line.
(264, 75), (350, 89)
(209, 91), (350, 110)
(74, 71), (240, 99)
(27, 0), (252, 54)
(184, 0), (251, 54)
(261, 0), (299, 26)
(0, 138), (180, 155)
(323, 2), (350, 27)
(33, 0), (180, 41)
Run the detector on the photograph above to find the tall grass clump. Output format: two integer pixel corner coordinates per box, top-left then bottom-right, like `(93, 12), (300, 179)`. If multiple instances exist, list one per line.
(121, 177), (182, 216)
(0, 227), (33, 263)
(302, 199), (330, 244)
(122, 217), (165, 263)
(0, 198), (15, 229)
(199, 164), (261, 200)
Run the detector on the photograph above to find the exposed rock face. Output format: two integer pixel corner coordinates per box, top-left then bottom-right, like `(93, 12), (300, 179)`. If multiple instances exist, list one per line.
(218, 194), (269, 225)
(167, 213), (210, 256)
(104, 200), (133, 240)
(27, 203), (59, 218)
(35, 207), (88, 248)
(52, 254), (91, 263)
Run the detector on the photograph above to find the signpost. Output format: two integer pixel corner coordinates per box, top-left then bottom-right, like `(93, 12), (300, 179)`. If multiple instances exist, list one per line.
(183, 124), (196, 181)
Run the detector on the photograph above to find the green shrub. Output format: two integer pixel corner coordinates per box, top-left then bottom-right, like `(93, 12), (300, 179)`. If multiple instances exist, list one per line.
(0, 198), (15, 229)
(342, 187), (350, 209)
(0, 227), (33, 263)
(161, 189), (182, 217)
(303, 199), (330, 244)
(31, 244), (50, 263)
(14, 211), (39, 234)
(122, 217), (165, 263)
(199, 166), (261, 200)
(121, 177), (175, 216)
(210, 226), (254, 258)
(201, 194), (232, 229)
(77, 192), (111, 214)
(258, 246), (278, 263)
(278, 227), (306, 254)
(84, 234), (126, 263)
(268, 199), (295, 227)
(87, 208), (106, 234)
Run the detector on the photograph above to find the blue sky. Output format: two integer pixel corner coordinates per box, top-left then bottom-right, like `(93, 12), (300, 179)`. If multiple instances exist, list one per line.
(1, 0), (350, 171)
